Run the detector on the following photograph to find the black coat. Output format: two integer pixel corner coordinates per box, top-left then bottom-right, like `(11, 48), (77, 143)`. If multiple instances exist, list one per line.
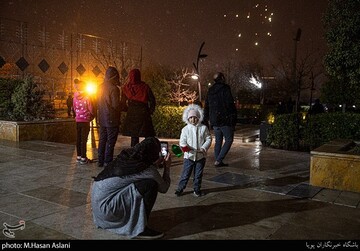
(97, 80), (121, 127)
(204, 82), (237, 127)
(121, 89), (156, 137)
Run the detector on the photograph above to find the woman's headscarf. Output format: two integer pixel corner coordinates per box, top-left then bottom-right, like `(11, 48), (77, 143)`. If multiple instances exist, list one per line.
(122, 69), (149, 103)
(93, 137), (161, 181)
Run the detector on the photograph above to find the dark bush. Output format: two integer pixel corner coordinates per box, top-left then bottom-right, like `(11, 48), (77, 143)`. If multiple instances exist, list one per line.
(267, 112), (360, 151)
(152, 105), (185, 138)
(267, 113), (303, 151)
(303, 112), (360, 150)
(0, 77), (55, 121)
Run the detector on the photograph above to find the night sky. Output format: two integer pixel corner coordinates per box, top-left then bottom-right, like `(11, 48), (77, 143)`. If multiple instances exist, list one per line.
(0, 0), (328, 70)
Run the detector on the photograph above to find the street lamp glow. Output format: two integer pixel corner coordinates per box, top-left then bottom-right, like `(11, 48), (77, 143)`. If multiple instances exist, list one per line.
(191, 74), (199, 80)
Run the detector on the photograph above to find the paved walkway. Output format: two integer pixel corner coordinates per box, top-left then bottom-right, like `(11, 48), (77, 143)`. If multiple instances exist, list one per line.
(0, 125), (359, 243)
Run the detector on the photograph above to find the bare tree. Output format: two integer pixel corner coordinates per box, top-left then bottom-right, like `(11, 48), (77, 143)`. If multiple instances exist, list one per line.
(89, 39), (139, 80)
(272, 49), (324, 109)
(168, 68), (198, 106)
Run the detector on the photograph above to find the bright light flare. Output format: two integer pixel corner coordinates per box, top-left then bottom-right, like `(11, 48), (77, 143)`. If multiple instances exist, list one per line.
(191, 74), (199, 80)
(85, 81), (97, 95)
(267, 113), (275, 124)
(249, 75), (262, 88)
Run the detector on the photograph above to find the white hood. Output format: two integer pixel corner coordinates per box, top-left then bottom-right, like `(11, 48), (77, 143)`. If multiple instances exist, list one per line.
(182, 104), (204, 125)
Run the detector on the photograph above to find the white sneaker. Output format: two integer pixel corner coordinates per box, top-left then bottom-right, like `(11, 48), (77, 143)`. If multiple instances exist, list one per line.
(80, 158), (90, 165)
(193, 190), (205, 197)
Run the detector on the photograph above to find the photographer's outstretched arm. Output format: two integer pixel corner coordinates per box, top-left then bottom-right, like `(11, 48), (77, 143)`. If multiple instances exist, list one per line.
(162, 153), (171, 183)
(157, 153), (171, 193)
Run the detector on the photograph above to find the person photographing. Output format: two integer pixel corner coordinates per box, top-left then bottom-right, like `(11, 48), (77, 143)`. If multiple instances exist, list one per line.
(91, 137), (171, 240)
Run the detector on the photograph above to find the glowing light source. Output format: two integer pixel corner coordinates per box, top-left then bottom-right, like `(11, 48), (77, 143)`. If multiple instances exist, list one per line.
(249, 75), (262, 88)
(191, 74), (199, 80)
(85, 81), (97, 95)
(267, 113), (275, 124)
(225, 3), (275, 49)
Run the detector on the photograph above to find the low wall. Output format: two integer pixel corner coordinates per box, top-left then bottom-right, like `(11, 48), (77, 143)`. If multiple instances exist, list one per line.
(0, 119), (76, 144)
(310, 139), (360, 193)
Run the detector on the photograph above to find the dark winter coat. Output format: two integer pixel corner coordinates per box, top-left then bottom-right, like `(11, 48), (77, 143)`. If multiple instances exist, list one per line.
(121, 69), (156, 137)
(97, 72), (121, 128)
(203, 81), (237, 127)
(309, 99), (325, 115)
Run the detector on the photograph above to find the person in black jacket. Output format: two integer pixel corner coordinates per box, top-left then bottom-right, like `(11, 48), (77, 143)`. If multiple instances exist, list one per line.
(121, 69), (156, 147)
(97, 66), (122, 167)
(66, 93), (75, 118)
(203, 72), (237, 167)
(309, 98), (325, 115)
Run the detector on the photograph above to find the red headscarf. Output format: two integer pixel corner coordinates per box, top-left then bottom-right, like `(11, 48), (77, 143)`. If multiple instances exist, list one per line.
(122, 69), (150, 104)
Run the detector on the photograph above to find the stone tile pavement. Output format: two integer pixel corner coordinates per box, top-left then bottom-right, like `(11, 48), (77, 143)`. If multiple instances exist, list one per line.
(0, 125), (359, 243)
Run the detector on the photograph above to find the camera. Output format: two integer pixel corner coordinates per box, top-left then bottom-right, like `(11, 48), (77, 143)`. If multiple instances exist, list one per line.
(160, 141), (168, 157)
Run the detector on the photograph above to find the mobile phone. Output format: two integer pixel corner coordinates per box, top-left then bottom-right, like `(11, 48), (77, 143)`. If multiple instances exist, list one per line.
(160, 141), (169, 157)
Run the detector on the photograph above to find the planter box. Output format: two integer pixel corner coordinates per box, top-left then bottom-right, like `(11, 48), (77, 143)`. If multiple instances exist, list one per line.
(0, 119), (76, 144)
(310, 139), (360, 193)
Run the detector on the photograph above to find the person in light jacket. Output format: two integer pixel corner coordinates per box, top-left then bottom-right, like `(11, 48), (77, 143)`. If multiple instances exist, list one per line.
(175, 104), (212, 197)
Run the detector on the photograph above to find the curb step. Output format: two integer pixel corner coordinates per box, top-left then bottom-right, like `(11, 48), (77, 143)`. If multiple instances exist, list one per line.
(234, 134), (259, 142)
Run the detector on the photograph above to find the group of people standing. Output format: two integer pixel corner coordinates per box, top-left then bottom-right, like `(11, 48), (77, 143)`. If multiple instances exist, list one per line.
(73, 67), (237, 239)
(72, 67), (156, 166)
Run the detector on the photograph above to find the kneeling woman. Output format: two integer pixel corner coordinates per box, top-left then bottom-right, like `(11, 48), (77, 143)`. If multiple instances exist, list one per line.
(91, 137), (171, 239)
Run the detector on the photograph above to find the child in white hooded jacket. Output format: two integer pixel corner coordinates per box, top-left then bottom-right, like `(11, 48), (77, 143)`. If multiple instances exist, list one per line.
(175, 104), (212, 197)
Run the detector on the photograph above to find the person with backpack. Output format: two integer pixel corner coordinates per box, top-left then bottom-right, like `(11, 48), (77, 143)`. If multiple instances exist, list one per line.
(203, 72), (237, 167)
